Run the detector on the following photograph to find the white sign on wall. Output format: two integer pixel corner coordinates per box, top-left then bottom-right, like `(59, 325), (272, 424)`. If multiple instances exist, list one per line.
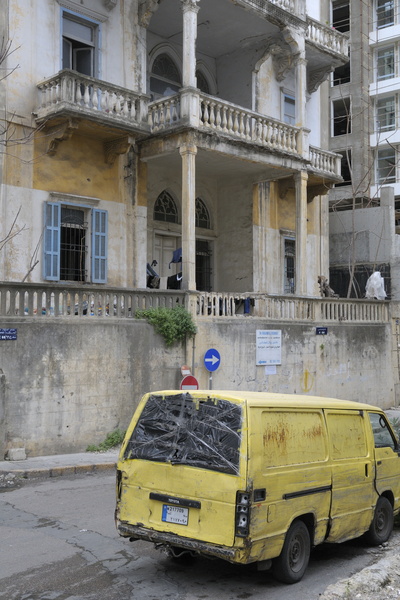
(256, 330), (282, 366)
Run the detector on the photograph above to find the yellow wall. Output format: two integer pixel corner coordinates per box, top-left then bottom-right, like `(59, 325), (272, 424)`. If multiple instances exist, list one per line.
(33, 130), (121, 202)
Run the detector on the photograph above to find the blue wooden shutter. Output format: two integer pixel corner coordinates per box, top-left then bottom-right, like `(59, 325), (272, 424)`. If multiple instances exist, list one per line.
(91, 209), (108, 283)
(43, 202), (61, 281)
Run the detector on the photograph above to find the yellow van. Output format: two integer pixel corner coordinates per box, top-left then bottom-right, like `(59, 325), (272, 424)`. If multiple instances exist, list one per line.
(115, 391), (400, 583)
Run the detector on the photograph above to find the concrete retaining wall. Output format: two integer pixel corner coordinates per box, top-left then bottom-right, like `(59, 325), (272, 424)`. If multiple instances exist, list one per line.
(0, 315), (397, 457)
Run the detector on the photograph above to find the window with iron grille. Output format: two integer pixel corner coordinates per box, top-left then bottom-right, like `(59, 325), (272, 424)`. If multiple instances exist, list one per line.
(196, 240), (212, 292)
(43, 202), (108, 283)
(284, 238), (295, 294)
(60, 208), (87, 282)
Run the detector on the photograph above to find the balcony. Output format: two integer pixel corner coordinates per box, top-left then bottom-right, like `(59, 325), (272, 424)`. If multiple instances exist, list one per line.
(148, 92), (341, 180)
(0, 283), (389, 324)
(36, 69), (150, 139)
(306, 17), (349, 58)
(35, 74), (341, 180)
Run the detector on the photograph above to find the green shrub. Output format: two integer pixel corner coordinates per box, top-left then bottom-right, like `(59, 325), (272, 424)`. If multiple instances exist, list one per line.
(135, 305), (197, 347)
(86, 429), (126, 452)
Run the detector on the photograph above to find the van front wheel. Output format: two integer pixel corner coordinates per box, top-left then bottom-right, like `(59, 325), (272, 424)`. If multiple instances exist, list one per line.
(365, 496), (393, 546)
(272, 520), (310, 584)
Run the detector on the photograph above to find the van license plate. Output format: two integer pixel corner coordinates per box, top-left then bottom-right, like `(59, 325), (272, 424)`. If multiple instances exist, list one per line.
(162, 504), (189, 525)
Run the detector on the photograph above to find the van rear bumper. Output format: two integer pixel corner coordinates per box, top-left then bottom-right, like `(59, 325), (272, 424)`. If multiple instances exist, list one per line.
(116, 520), (238, 561)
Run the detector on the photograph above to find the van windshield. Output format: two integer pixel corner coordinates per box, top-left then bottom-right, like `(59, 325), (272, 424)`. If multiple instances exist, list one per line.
(123, 393), (242, 475)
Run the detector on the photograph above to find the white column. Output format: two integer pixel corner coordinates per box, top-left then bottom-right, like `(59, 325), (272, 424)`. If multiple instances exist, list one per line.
(181, 0), (200, 89)
(253, 182), (270, 292)
(180, 141), (197, 290)
(295, 171), (308, 296)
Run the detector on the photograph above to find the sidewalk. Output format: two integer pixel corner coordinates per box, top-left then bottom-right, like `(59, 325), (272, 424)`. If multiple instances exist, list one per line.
(0, 449), (119, 480)
(1, 408), (400, 482)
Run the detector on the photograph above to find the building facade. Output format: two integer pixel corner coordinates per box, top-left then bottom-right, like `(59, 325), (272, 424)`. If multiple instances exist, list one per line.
(0, 0), (348, 298)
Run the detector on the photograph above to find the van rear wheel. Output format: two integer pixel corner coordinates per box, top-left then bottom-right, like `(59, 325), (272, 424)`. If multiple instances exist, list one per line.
(272, 520), (310, 584)
(365, 496), (393, 546)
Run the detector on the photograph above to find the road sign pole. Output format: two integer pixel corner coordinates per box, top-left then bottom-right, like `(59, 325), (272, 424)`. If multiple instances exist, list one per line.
(209, 373), (212, 390)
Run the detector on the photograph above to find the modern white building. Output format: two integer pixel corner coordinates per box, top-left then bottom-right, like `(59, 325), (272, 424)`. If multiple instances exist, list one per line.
(328, 0), (400, 299)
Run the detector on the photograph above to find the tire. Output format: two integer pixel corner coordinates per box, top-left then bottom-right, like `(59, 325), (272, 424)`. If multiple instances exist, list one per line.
(272, 520), (311, 584)
(365, 496), (393, 546)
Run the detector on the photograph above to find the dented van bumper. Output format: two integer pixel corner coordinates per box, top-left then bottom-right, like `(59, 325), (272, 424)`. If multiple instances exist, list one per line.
(116, 518), (242, 562)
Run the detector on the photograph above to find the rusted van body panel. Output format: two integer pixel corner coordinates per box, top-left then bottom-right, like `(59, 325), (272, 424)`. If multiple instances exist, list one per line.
(115, 391), (400, 582)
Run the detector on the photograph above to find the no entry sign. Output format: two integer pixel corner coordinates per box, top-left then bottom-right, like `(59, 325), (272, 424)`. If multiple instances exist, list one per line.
(180, 375), (199, 390)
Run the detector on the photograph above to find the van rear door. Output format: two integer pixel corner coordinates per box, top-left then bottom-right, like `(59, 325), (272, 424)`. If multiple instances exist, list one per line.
(117, 393), (247, 548)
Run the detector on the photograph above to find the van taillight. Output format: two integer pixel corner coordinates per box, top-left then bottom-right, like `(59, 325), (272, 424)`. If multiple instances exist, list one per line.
(235, 491), (250, 537)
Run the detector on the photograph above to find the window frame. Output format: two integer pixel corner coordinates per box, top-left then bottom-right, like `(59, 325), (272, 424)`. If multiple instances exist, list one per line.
(376, 95), (396, 132)
(149, 52), (182, 100)
(376, 146), (397, 184)
(61, 8), (100, 78)
(376, 0), (395, 29)
(335, 150), (352, 187)
(282, 92), (296, 125)
(43, 201), (108, 283)
(376, 46), (396, 82)
(283, 236), (295, 295)
(332, 97), (351, 137)
(331, 0), (350, 33)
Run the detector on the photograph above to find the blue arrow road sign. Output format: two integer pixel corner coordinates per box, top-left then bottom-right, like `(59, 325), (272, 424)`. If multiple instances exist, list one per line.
(204, 348), (221, 372)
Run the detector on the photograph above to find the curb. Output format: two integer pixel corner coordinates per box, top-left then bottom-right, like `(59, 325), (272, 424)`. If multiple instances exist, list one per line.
(0, 462), (117, 480)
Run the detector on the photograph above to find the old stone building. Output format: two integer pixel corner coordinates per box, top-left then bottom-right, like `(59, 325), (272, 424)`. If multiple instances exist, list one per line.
(1, 0), (348, 296)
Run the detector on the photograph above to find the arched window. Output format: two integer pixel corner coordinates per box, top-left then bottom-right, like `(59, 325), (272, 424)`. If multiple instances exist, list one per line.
(150, 53), (181, 98)
(154, 191), (179, 223)
(195, 197), (211, 229)
(196, 70), (210, 94)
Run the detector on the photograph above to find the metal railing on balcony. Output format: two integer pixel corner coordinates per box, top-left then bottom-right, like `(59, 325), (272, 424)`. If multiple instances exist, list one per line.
(0, 283), (389, 324)
(36, 69), (148, 129)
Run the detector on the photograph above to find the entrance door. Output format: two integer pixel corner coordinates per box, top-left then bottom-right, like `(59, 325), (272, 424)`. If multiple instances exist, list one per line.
(154, 235), (180, 278)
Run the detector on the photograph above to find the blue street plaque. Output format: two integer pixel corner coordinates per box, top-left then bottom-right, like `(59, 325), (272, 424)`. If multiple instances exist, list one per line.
(204, 348), (221, 372)
(316, 327), (328, 335)
(0, 328), (17, 340)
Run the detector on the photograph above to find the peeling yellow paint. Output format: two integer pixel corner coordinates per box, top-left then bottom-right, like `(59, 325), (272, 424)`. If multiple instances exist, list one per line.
(137, 160), (148, 207)
(33, 131), (122, 202)
(301, 369), (314, 392)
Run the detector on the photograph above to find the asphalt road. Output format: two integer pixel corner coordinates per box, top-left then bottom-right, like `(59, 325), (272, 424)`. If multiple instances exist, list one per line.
(0, 472), (396, 600)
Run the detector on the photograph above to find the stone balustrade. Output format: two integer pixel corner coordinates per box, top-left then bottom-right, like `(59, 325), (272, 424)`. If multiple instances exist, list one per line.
(0, 283), (185, 319)
(148, 93), (301, 156)
(309, 146), (341, 178)
(199, 95), (299, 155)
(0, 283), (388, 324)
(196, 292), (389, 323)
(36, 69), (147, 126)
(148, 96), (181, 131)
(307, 17), (349, 56)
